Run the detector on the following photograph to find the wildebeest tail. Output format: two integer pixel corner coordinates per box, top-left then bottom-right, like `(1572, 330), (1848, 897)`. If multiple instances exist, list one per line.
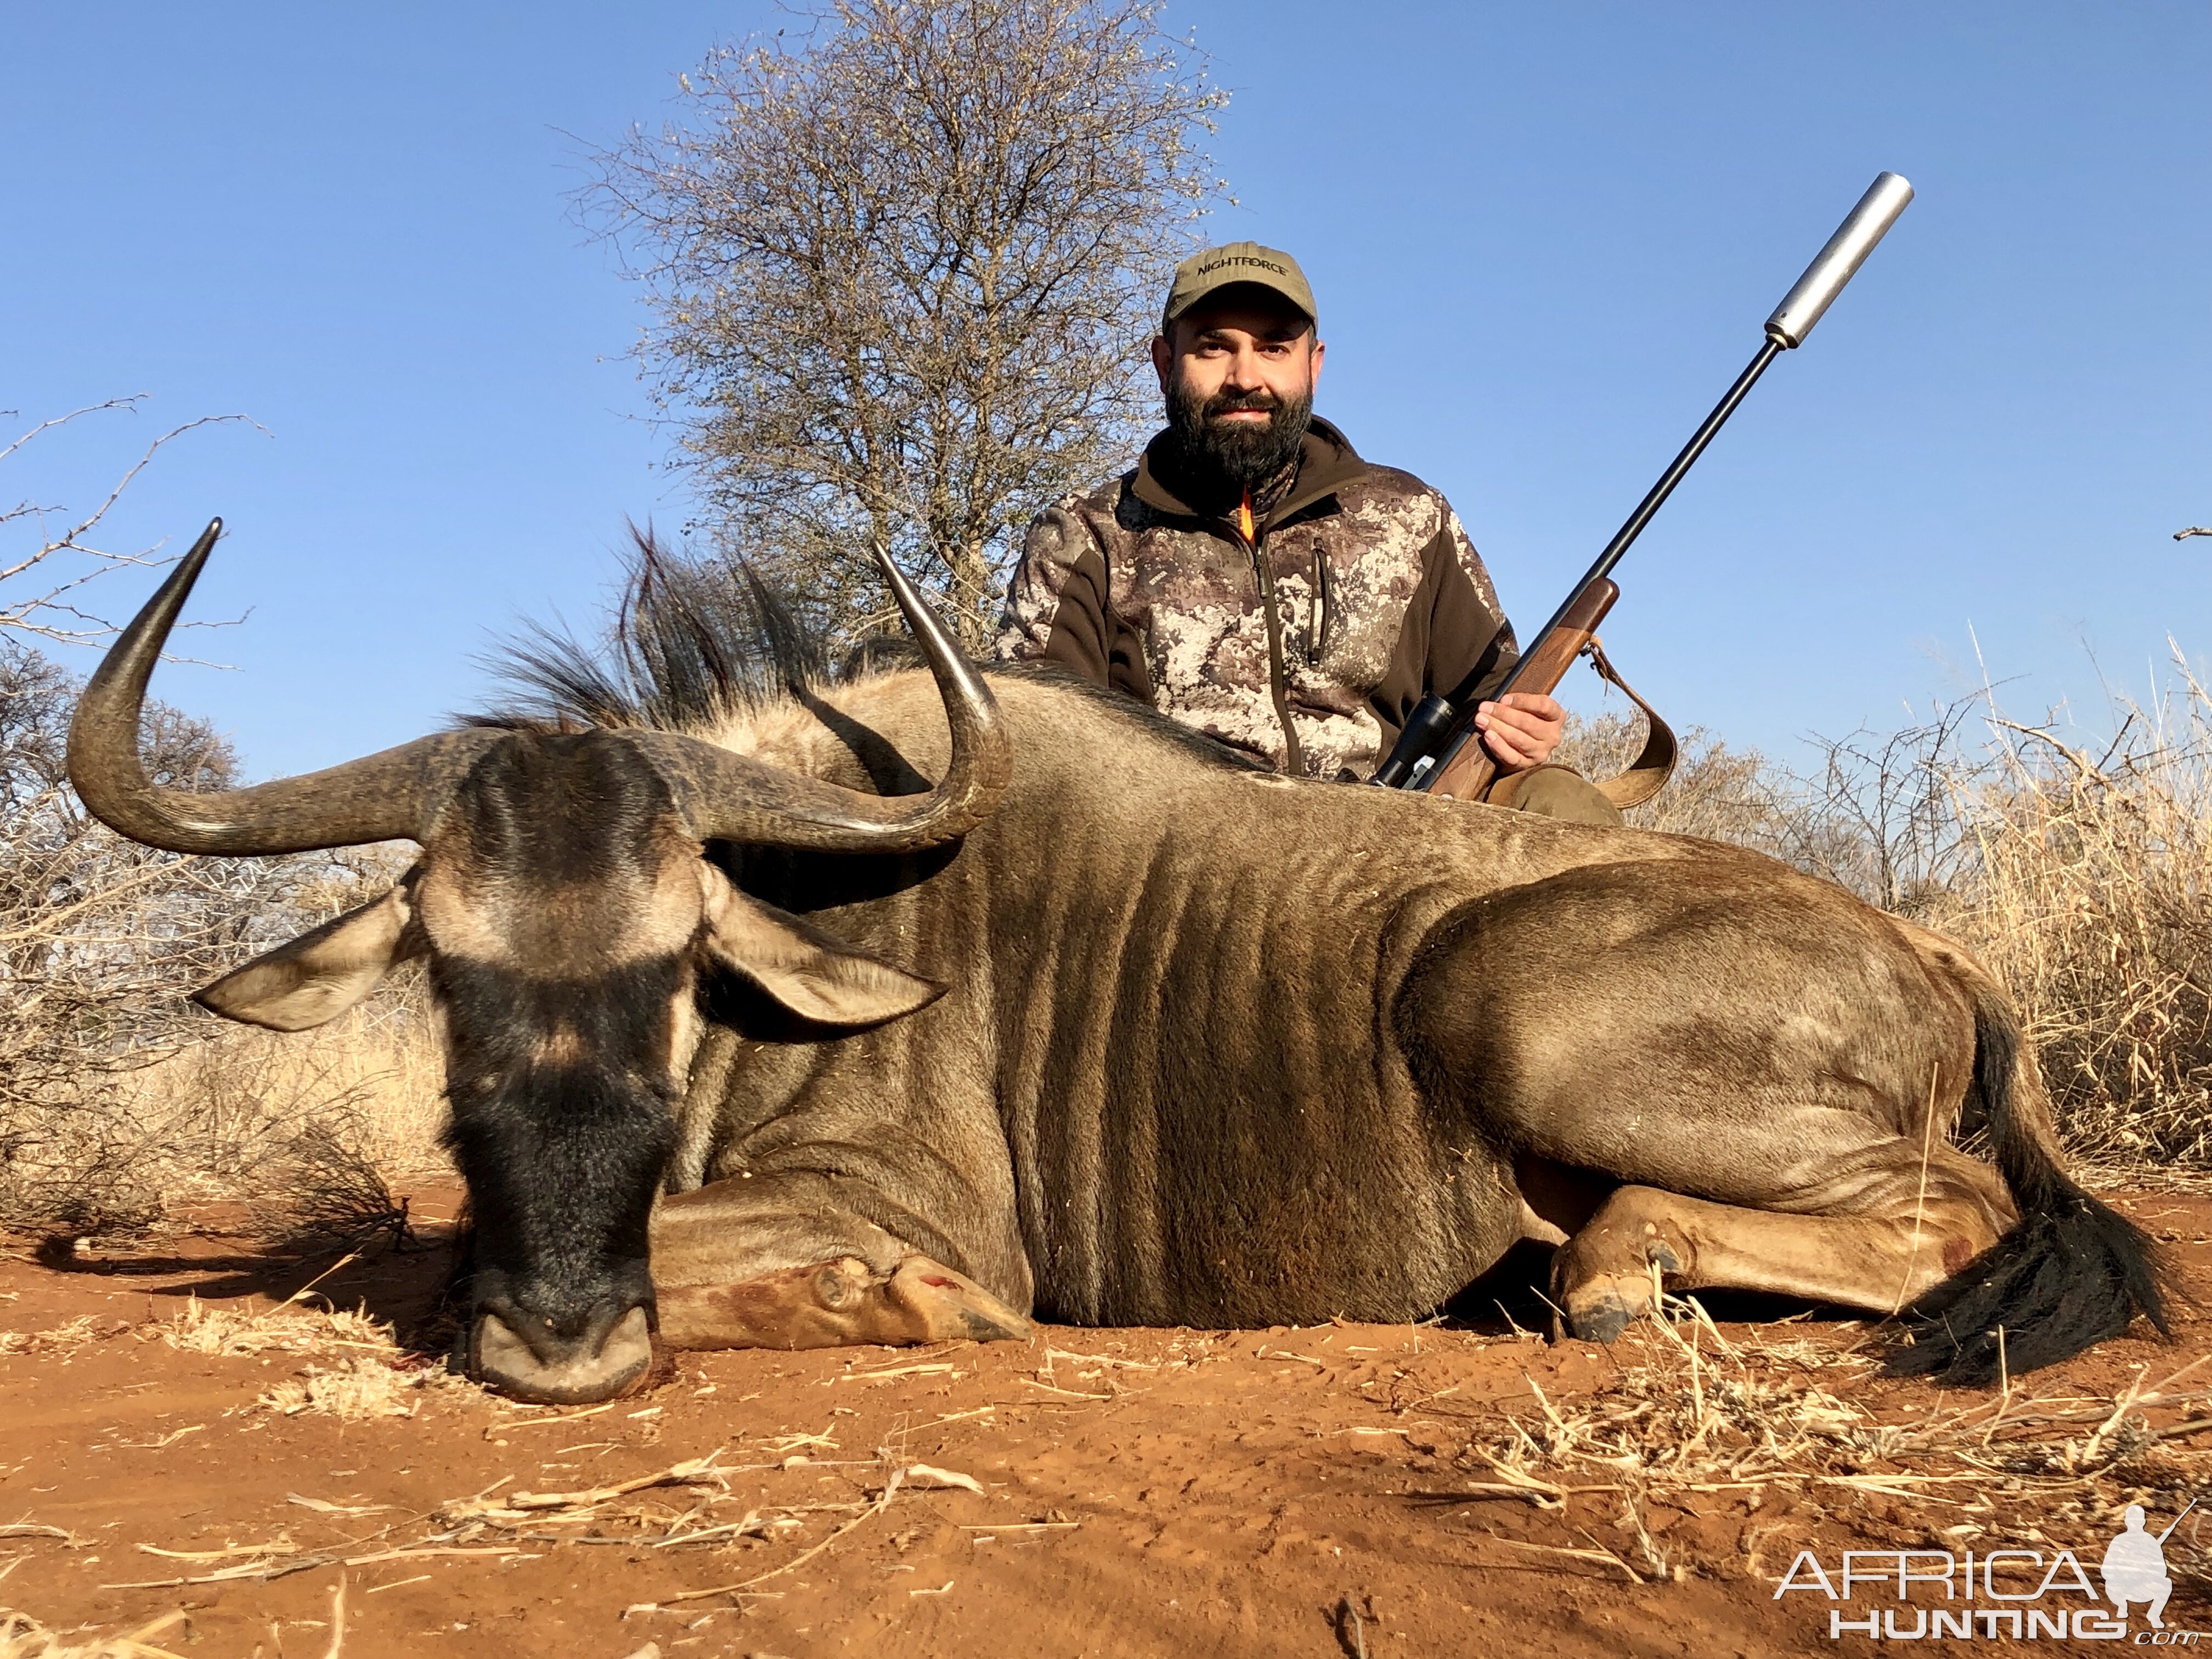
(1888, 972), (2171, 1384)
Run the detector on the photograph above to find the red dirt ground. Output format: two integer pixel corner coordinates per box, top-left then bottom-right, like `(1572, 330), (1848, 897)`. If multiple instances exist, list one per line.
(2, 1187), (2207, 1657)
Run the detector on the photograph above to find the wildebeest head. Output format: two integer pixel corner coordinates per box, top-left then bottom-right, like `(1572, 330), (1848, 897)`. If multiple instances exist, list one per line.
(67, 522), (1009, 1403)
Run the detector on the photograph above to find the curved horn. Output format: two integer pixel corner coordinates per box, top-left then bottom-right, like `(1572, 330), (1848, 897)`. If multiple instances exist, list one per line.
(67, 518), (501, 855)
(644, 547), (1011, 853)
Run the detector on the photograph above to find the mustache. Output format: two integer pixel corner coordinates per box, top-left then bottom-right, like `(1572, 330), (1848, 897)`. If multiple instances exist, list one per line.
(1163, 374), (1313, 495)
(1203, 388), (1286, 418)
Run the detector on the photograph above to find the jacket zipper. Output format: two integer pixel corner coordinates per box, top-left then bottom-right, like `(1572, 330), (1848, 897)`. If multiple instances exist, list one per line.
(1235, 488), (1305, 778)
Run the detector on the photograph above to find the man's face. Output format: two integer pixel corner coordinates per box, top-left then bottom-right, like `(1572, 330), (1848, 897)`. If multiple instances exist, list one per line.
(1150, 290), (1324, 493)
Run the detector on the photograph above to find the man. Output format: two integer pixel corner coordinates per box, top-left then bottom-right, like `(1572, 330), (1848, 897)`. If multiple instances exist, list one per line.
(2102, 1505), (2175, 1629)
(995, 240), (1620, 824)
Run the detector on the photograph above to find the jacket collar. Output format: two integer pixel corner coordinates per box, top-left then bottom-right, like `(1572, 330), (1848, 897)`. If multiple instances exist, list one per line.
(1130, 416), (1364, 529)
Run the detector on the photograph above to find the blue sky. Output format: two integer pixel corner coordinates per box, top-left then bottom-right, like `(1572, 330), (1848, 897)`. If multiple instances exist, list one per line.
(4, 3), (2207, 777)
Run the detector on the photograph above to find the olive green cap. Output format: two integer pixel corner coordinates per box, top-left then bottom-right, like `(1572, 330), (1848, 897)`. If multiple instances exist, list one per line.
(1161, 241), (1317, 332)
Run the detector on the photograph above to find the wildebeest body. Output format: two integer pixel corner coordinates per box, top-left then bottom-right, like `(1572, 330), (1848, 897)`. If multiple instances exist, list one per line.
(662, 669), (1966, 1329)
(71, 530), (2169, 1402)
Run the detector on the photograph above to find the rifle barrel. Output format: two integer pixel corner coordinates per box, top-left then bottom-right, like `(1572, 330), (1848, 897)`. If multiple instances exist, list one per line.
(1381, 171), (1914, 796)
(2156, 1497), (2198, 1544)
(1508, 334), (1784, 690)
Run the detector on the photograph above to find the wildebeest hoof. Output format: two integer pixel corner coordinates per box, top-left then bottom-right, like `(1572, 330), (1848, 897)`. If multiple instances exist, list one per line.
(813, 1256), (872, 1310)
(884, 1255), (1034, 1343)
(1566, 1291), (1638, 1346)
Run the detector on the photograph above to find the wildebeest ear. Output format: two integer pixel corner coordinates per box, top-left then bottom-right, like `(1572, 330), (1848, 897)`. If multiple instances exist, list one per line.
(699, 873), (943, 1028)
(193, 885), (420, 1032)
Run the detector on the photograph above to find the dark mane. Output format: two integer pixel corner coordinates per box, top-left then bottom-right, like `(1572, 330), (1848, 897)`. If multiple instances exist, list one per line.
(475, 526), (838, 732)
(474, 530), (1262, 776)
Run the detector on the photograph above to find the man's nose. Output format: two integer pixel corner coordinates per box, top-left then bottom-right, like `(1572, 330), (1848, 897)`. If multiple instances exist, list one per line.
(1222, 345), (1265, 389)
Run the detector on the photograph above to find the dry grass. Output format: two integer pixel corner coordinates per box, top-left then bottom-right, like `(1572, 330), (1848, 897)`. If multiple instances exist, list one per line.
(154, 1280), (475, 1420)
(258, 1356), (456, 1421)
(1, 782), (450, 1247)
(1440, 1290), (2212, 1583)
(133, 987), (450, 1210)
(120, 1288), (461, 1421)
(1927, 667), (2212, 1166)
(148, 1289), (399, 1360)
(0, 977), (448, 1252)
(0, 1609), (191, 1659)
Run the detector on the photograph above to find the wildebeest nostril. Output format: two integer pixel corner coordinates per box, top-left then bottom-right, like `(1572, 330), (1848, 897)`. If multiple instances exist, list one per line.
(471, 1304), (652, 1405)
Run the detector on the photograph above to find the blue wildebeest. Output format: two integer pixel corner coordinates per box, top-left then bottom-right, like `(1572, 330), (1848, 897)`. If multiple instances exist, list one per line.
(69, 524), (2167, 1402)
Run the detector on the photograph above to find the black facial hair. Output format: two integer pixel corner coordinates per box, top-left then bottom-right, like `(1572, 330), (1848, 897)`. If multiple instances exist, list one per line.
(1163, 376), (1314, 507)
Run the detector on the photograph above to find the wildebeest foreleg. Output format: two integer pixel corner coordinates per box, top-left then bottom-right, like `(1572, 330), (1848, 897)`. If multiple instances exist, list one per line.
(656, 1254), (1032, 1351)
(648, 1183), (1032, 1352)
(1551, 1147), (2011, 1344)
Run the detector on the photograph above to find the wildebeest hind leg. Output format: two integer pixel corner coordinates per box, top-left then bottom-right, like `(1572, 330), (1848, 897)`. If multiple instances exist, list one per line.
(1552, 1149), (2010, 1344)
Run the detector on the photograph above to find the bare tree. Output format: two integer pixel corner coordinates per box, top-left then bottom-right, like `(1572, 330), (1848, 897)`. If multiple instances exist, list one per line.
(588, 0), (1226, 649)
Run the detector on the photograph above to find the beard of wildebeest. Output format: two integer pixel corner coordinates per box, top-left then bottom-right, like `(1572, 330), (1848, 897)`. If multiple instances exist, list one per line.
(1163, 374), (1314, 504)
(437, 954), (680, 1395)
(426, 736), (697, 1403)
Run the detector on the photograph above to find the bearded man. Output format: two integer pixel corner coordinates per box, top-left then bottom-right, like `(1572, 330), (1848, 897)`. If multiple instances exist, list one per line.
(995, 241), (1620, 822)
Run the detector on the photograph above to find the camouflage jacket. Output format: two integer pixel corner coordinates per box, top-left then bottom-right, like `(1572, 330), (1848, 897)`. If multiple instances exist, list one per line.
(994, 418), (1519, 780)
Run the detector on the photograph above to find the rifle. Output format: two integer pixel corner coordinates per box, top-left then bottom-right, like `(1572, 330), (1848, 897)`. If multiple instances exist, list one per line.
(1372, 171), (1917, 799)
(2156, 1498), (2198, 1545)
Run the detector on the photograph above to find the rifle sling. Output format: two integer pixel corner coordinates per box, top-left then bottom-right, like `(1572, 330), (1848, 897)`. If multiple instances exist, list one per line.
(1580, 636), (1678, 810)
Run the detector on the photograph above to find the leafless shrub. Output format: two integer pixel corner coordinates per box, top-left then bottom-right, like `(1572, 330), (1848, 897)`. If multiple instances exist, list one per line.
(1555, 707), (1798, 852)
(0, 644), (297, 1233)
(0, 641), (444, 1237)
(585, 0), (1226, 648)
(257, 1120), (420, 1260)
(1785, 696), (1988, 917)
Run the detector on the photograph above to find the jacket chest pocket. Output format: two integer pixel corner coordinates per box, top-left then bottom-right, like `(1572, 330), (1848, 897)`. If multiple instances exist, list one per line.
(1260, 538), (1333, 667)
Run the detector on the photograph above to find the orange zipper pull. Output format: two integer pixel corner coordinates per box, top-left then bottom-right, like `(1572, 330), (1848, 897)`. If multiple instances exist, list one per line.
(1238, 488), (1255, 546)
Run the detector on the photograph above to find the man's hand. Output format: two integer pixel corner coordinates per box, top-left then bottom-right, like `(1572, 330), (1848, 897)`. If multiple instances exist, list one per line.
(1473, 692), (1566, 771)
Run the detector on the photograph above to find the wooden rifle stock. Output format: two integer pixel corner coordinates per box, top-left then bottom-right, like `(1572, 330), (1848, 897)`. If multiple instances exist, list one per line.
(1423, 578), (1618, 802)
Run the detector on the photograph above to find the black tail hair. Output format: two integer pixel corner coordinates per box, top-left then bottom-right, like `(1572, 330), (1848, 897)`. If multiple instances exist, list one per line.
(1888, 979), (2173, 1384)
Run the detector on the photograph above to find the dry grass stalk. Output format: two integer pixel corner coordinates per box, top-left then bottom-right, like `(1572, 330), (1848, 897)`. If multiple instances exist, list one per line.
(0, 1609), (189, 1659)
(437, 1440), (984, 1616)
(648, 1462), (911, 1609)
(149, 1290), (397, 1360)
(320, 1576), (346, 1659)
(1444, 1297), (2212, 1579)
(258, 1357), (455, 1422)
(437, 1453), (732, 1527)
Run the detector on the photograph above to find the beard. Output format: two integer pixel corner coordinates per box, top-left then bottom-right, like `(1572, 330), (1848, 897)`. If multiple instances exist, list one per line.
(1163, 376), (1314, 503)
